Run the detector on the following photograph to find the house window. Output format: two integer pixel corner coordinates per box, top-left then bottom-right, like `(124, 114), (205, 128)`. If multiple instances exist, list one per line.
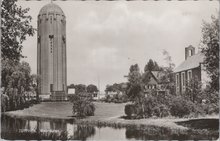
(181, 72), (186, 92)
(176, 73), (179, 92)
(187, 70), (192, 81)
(189, 50), (192, 56)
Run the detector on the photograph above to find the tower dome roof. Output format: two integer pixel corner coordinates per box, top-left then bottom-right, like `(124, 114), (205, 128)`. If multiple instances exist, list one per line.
(39, 3), (65, 16)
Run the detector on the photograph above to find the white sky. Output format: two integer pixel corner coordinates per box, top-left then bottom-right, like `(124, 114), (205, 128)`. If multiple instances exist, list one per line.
(18, 0), (219, 91)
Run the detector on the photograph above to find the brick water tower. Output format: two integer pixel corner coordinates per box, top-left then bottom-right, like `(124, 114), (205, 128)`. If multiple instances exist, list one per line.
(37, 2), (67, 101)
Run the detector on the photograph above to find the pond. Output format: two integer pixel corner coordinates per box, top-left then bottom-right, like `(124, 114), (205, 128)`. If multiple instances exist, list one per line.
(1, 115), (218, 140)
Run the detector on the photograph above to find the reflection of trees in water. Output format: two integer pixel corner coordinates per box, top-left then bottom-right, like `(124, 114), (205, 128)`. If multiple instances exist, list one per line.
(93, 121), (124, 129)
(69, 125), (95, 141)
(125, 126), (177, 140)
(2, 115), (95, 140)
(2, 115), (26, 132)
(1, 115), (69, 140)
(125, 125), (219, 140)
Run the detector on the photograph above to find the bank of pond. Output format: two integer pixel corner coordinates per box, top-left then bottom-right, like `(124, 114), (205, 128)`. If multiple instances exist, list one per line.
(1, 114), (218, 140)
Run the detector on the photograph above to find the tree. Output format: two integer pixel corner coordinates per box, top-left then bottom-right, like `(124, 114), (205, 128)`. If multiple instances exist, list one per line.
(2, 59), (32, 94)
(126, 64), (143, 100)
(160, 50), (176, 93)
(105, 84), (114, 93)
(1, 0), (35, 61)
(1, 59), (19, 92)
(87, 84), (98, 93)
(185, 77), (202, 103)
(68, 84), (75, 89)
(162, 50), (175, 70)
(144, 59), (161, 72)
(105, 83), (123, 94)
(200, 15), (219, 92)
(1, 59), (37, 111)
(74, 84), (86, 94)
(126, 64), (147, 118)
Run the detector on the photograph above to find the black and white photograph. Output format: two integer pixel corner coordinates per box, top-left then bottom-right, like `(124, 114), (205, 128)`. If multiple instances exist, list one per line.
(1, 0), (219, 140)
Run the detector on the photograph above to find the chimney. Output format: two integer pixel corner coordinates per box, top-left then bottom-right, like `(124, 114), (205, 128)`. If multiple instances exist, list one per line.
(185, 45), (195, 60)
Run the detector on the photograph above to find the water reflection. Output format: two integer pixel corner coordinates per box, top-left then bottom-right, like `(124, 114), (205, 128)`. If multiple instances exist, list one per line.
(1, 115), (95, 140)
(125, 125), (219, 140)
(1, 115), (218, 140)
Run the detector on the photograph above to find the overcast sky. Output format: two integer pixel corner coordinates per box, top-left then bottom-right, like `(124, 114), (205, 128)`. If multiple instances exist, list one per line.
(18, 0), (218, 91)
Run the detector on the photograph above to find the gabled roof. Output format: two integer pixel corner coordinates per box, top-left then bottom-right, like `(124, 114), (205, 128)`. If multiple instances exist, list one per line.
(143, 71), (166, 84)
(151, 71), (165, 81)
(174, 53), (204, 73)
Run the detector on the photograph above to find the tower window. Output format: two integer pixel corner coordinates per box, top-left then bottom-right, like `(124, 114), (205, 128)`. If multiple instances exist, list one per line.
(50, 16), (52, 24)
(50, 84), (53, 92)
(38, 36), (40, 43)
(62, 36), (66, 44)
(49, 35), (54, 53)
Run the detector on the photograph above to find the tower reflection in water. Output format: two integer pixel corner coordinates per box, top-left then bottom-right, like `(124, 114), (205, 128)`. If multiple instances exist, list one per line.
(1, 115), (95, 140)
(2, 115), (217, 140)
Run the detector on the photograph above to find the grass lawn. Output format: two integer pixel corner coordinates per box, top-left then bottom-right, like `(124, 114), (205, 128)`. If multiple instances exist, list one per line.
(4, 102), (218, 130)
(4, 102), (126, 120)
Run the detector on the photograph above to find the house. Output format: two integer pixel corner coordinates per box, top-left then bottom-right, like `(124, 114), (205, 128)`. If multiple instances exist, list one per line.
(143, 71), (169, 94)
(174, 45), (209, 94)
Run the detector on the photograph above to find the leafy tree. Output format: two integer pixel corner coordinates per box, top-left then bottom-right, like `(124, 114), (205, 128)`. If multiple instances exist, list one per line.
(105, 84), (114, 93)
(144, 59), (161, 72)
(2, 59), (32, 94)
(86, 84), (98, 93)
(141, 71), (151, 85)
(2, 59), (18, 92)
(68, 84), (75, 89)
(126, 64), (143, 100)
(74, 84), (86, 94)
(1, 0), (35, 61)
(1, 59), (37, 111)
(200, 15), (219, 92)
(185, 77), (202, 103)
(160, 50), (176, 94)
(126, 64), (147, 118)
(105, 83), (125, 94)
(162, 50), (175, 70)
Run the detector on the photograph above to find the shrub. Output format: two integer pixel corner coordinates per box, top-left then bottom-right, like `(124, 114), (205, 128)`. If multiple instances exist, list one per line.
(84, 102), (95, 116)
(104, 94), (128, 103)
(203, 103), (219, 115)
(153, 104), (170, 118)
(124, 104), (136, 118)
(1, 94), (9, 112)
(29, 99), (40, 104)
(70, 93), (95, 118)
(169, 96), (194, 117)
(142, 96), (157, 118)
